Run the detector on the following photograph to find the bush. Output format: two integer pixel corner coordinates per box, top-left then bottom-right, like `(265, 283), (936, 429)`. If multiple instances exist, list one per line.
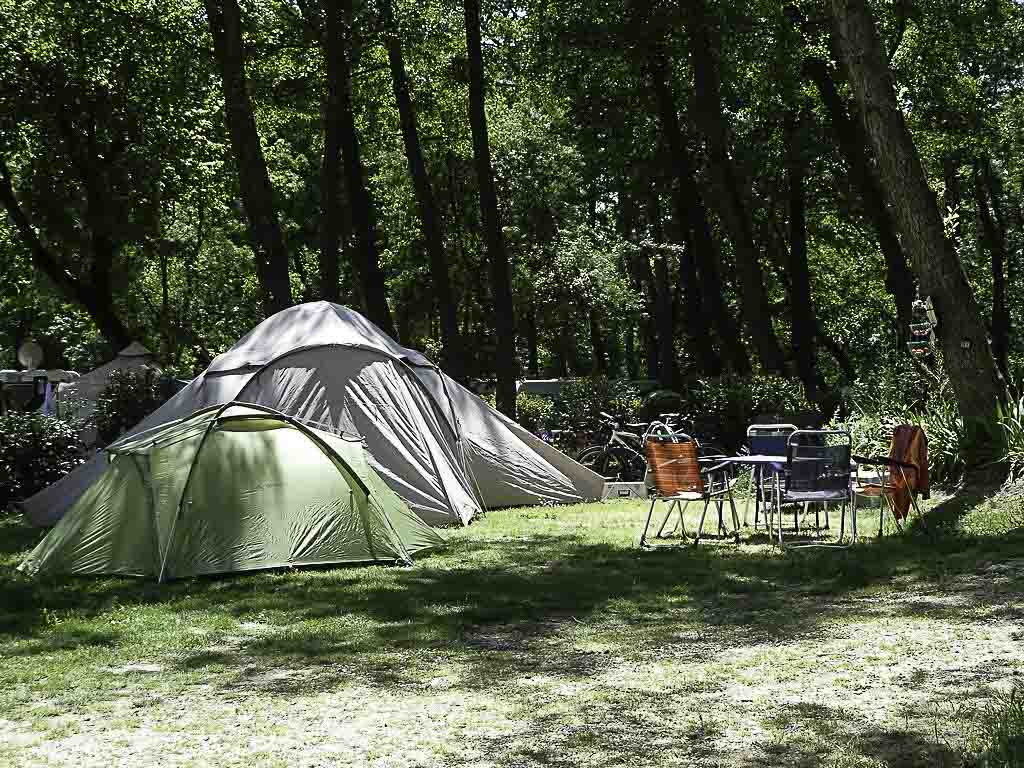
(842, 388), (966, 487)
(968, 682), (1024, 767)
(0, 412), (85, 511)
(1000, 396), (1024, 482)
(93, 368), (169, 445)
(552, 377), (642, 437)
(677, 374), (812, 449)
(515, 392), (555, 433)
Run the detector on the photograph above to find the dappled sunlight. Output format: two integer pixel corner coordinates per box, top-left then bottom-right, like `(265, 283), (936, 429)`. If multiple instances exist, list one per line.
(1, 494), (1022, 765)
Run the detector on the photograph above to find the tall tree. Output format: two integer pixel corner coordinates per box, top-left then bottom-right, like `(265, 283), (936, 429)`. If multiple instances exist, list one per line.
(317, 0), (344, 304)
(805, 58), (916, 351)
(684, 0), (787, 374)
(831, 0), (1006, 443)
(205, 0), (292, 315)
(646, 194), (678, 388)
(783, 109), (827, 405)
(648, 47), (721, 377)
(974, 160), (1011, 378)
(382, 0), (463, 377)
(0, 159), (131, 348)
(647, 45), (749, 375)
(324, 0), (396, 338)
(464, 0), (517, 416)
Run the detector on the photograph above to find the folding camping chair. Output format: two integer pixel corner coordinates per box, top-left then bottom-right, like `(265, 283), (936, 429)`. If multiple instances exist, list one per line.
(853, 425), (928, 535)
(640, 432), (740, 547)
(774, 428), (855, 547)
(745, 423), (797, 529)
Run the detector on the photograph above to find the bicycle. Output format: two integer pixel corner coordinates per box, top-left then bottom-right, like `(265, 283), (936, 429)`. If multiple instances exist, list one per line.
(576, 412), (683, 481)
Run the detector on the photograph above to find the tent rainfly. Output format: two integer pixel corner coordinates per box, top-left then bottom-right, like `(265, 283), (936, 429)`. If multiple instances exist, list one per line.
(20, 403), (443, 581)
(23, 302), (604, 528)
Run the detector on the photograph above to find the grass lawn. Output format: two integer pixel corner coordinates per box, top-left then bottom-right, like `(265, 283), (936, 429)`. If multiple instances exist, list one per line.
(1, 488), (1023, 767)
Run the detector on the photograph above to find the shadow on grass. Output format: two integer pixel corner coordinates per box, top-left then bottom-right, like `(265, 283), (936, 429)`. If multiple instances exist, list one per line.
(2, 493), (1023, 692)
(743, 700), (968, 768)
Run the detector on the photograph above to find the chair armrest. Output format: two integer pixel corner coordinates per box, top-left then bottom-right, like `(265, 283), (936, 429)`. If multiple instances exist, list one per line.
(853, 455), (918, 472)
(699, 460), (732, 475)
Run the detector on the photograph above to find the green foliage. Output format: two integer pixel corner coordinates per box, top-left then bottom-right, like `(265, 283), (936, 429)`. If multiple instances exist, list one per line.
(92, 369), (168, 445)
(514, 393), (555, 433)
(844, 353), (937, 415)
(969, 683), (1024, 767)
(998, 396), (1024, 481)
(0, 412), (84, 510)
(843, 385), (966, 487)
(552, 377), (642, 436)
(679, 375), (811, 448)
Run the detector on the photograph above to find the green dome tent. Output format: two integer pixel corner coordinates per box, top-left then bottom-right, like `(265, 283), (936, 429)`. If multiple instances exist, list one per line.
(20, 403), (443, 581)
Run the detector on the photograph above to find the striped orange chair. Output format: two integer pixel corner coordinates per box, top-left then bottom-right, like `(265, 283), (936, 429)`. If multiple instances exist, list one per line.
(640, 433), (740, 547)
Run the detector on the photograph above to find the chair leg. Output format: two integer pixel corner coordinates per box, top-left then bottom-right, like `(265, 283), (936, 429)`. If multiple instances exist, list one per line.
(910, 490), (927, 531)
(640, 497), (658, 547)
(753, 468), (761, 529)
(727, 488), (741, 542)
(775, 473), (784, 547)
(846, 495), (852, 542)
(695, 497), (711, 545)
(677, 501), (690, 540)
(656, 500), (677, 538)
(850, 498), (857, 543)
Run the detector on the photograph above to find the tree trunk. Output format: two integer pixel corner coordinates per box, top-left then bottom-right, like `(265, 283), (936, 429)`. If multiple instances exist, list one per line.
(831, 0), (1006, 443)
(974, 162), (1011, 379)
(205, 0), (292, 316)
(624, 324), (638, 379)
(589, 310), (608, 375)
(618, 185), (659, 380)
(806, 58), (915, 351)
(651, 49), (748, 374)
(0, 158), (132, 349)
(784, 109), (827, 405)
(464, 0), (517, 417)
(525, 305), (539, 376)
(324, 0), (396, 337)
(648, 47), (723, 377)
(647, 196), (677, 388)
(318, 0), (343, 304)
(684, 0), (786, 374)
(383, 0), (463, 377)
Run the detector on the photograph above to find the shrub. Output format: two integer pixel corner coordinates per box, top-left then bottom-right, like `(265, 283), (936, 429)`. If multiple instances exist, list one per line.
(841, 388), (966, 487)
(968, 682), (1024, 767)
(552, 377), (642, 437)
(999, 396), (1024, 482)
(0, 412), (85, 511)
(93, 368), (169, 445)
(514, 392), (555, 433)
(677, 374), (811, 449)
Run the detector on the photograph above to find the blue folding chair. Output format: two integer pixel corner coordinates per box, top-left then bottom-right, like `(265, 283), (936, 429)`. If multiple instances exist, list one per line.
(745, 423), (796, 529)
(774, 429), (855, 547)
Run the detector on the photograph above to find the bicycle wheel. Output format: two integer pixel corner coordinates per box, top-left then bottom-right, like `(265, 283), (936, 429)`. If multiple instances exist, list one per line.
(618, 450), (647, 482)
(577, 446), (632, 481)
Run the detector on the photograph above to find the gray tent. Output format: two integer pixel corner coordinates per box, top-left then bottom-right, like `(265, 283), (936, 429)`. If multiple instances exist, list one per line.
(23, 302), (604, 527)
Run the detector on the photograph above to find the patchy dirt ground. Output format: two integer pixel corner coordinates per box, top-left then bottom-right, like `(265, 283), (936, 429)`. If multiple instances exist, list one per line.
(2, 498), (1022, 767)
